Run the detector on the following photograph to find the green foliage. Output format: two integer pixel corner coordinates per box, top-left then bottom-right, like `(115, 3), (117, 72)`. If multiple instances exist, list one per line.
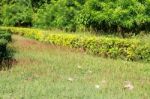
(76, 0), (150, 34)
(0, 29), (12, 66)
(0, 0), (33, 26)
(2, 27), (150, 62)
(33, 0), (81, 31)
(1, 0), (150, 34)
(0, 30), (12, 41)
(0, 39), (7, 58)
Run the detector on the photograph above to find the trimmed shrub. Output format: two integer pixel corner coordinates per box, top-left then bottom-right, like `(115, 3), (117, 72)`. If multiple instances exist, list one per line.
(1, 27), (150, 62)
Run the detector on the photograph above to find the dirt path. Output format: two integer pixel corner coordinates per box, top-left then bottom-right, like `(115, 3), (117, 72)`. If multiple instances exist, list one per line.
(12, 35), (56, 51)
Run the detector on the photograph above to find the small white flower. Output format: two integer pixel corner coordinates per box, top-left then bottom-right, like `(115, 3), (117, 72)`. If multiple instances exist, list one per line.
(95, 85), (100, 89)
(68, 77), (74, 82)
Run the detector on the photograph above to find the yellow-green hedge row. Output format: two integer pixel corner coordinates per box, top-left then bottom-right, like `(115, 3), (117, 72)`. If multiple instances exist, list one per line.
(1, 27), (150, 62)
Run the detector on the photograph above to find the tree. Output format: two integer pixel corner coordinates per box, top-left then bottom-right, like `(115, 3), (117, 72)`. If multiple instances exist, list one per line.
(0, 0), (33, 26)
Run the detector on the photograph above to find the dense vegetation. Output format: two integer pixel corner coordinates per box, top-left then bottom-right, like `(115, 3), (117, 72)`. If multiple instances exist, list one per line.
(1, 0), (150, 36)
(0, 30), (12, 67)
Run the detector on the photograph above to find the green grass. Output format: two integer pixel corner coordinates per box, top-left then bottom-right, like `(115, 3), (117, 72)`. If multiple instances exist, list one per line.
(0, 35), (150, 99)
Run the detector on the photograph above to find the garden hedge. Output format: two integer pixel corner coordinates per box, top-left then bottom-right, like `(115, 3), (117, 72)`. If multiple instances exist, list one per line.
(1, 27), (150, 62)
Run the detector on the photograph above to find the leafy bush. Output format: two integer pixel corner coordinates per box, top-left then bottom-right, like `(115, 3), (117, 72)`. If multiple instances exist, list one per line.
(0, 39), (8, 60)
(33, 0), (81, 31)
(0, 30), (12, 41)
(2, 27), (150, 62)
(1, 0), (150, 35)
(0, 0), (33, 26)
(0, 29), (13, 66)
(76, 0), (150, 34)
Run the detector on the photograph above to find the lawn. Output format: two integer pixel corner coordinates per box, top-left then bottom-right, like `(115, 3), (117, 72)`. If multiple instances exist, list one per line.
(0, 35), (150, 99)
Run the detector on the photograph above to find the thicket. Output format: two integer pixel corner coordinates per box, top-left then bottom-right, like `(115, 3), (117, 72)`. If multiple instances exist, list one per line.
(0, 29), (13, 67)
(1, 0), (150, 36)
(1, 27), (150, 62)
